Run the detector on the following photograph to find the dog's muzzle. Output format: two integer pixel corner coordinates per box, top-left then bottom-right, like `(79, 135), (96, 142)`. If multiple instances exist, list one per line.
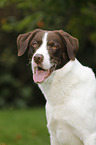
(33, 54), (56, 83)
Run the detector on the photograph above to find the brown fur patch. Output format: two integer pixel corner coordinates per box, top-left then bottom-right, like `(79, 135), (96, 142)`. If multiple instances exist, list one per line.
(47, 31), (69, 69)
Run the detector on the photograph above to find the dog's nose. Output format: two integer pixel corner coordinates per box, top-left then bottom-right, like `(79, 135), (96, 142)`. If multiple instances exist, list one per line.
(34, 54), (44, 64)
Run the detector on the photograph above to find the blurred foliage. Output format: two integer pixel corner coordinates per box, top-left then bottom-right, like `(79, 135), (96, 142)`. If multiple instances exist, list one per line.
(0, 0), (96, 108)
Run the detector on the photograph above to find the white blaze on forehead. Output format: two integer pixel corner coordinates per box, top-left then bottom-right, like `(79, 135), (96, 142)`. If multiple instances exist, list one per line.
(32, 32), (52, 70)
(36, 32), (48, 55)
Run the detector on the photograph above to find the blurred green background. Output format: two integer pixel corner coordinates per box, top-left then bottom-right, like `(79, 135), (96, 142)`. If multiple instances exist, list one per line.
(0, 0), (96, 109)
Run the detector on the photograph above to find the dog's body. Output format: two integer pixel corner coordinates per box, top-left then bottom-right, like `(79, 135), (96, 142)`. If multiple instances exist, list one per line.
(39, 59), (96, 145)
(17, 29), (96, 145)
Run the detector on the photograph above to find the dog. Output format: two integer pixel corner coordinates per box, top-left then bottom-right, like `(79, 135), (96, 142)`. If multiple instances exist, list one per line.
(17, 29), (96, 145)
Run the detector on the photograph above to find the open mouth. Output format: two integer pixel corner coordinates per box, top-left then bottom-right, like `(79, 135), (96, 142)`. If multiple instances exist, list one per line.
(33, 65), (56, 83)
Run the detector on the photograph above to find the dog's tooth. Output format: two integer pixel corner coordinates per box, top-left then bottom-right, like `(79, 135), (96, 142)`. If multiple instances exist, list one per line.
(35, 67), (38, 74)
(34, 66), (38, 74)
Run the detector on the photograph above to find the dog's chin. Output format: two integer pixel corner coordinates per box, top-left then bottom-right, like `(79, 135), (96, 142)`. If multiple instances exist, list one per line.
(33, 65), (56, 83)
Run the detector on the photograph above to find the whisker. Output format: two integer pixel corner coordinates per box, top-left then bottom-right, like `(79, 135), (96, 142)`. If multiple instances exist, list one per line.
(26, 59), (32, 66)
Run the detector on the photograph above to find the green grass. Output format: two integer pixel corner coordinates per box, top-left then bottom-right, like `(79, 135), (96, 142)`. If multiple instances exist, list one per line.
(0, 108), (50, 145)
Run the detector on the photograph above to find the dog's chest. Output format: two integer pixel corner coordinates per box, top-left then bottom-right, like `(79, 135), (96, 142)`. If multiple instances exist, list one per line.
(39, 68), (79, 105)
(46, 104), (83, 145)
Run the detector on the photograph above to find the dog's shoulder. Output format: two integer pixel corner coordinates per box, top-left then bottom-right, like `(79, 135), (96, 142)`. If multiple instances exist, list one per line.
(72, 59), (95, 81)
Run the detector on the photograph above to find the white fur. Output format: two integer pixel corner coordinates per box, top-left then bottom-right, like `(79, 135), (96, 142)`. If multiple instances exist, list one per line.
(32, 33), (96, 145)
(38, 59), (96, 145)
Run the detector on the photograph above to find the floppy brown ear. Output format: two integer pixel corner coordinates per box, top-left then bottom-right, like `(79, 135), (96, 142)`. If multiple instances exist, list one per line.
(17, 29), (41, 56)
(58, 30), (79, 60)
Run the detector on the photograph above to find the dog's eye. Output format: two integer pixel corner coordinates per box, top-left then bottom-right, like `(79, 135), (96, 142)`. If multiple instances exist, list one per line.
(32, 42), (38, 47)
(52, 45), (57, 49)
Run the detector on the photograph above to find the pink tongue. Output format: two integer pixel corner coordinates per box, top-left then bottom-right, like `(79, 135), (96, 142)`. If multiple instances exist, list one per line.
(33, 70), (50, 83)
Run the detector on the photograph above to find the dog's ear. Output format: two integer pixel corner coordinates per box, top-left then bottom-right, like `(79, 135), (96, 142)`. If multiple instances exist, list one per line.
(58, 30), (79, 60)
(17, 29), (41, 56)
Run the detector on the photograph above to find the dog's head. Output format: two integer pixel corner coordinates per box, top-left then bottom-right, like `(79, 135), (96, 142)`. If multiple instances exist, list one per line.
(17, 29), (79, 83)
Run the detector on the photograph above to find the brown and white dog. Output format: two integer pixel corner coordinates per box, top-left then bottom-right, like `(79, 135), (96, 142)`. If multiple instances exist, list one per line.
(17, 29), (96, 145)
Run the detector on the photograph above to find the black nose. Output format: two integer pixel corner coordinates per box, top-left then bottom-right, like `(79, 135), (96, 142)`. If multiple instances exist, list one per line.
(34, 54), (44, 64)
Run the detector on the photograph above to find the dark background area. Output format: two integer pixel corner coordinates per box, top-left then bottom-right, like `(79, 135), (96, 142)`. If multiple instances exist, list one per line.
(0, 0), (96, 109)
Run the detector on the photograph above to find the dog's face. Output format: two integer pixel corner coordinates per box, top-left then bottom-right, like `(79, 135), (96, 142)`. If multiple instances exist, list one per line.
(17, 29), (79, 83)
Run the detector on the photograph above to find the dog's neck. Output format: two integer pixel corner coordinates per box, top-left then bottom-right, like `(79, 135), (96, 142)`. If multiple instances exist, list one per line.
(38, 59), (80, 106)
